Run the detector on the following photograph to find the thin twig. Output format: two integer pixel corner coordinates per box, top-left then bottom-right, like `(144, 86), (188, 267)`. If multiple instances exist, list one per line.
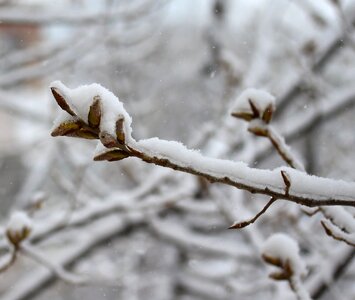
(0, 248), (17, 273)
(320, 219), (355, 247)
(266, 126), (305, 172)
(289, 275), (312, 300)
(228, 197), (277, 229)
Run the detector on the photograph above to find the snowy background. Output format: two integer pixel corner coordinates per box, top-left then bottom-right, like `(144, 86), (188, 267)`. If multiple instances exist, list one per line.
(0, 0), (355, 299)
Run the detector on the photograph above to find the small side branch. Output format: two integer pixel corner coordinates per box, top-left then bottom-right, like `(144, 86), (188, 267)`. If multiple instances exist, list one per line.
(267, 126), (305, 172)
(229, 197), (276, 229)
(0, 247), (17, 273)
(289, 275), (313, 300)
(321, 219), (355, 247)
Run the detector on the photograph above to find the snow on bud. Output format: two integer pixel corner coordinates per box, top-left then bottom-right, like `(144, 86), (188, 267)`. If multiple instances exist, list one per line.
(50, 80), (134, 164)
(261, 233), (306, 278)
(6, 211), (33, 247)
(50, 81), (133, 142)
(231, 88), (275, 123)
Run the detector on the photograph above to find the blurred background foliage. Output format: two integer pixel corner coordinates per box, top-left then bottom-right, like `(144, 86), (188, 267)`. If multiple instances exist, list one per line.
(0, 0), (355, 299)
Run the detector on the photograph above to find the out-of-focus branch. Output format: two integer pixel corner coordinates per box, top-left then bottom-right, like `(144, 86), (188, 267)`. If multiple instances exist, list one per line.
(19, 243), (85, 284)
(0, 247), (17, 273)
(150, 217), (252, 259)
(0, 216), (133, 300)
(0, 0), (161, 26)
(254, 87), (355, 166)
(262, 233), (311, 300)
(321, 219), (355, 247)
(330, 0), (355, 51)
(246, 119), (305, 171)
(310, 248), (355, 299)
(275, 9), (355, 117)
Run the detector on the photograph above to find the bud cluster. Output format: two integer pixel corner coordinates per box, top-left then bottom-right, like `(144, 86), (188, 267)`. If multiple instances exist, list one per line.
(231, 88), (276, 136)
(50, 82), (133, 162)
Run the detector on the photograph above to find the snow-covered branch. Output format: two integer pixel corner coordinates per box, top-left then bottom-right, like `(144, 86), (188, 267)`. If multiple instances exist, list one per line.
(50, 82), (355, 208)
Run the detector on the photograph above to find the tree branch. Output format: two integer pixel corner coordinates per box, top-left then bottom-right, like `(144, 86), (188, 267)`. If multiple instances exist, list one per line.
(49, 81), (355, 208)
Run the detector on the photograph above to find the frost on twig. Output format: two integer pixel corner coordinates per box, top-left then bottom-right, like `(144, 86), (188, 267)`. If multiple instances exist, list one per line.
(261, 233), (311, 300)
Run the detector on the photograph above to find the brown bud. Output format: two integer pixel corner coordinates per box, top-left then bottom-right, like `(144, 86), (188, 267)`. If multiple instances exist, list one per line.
(51, 119), (82, 137)
(248, 99), (260, 118)
(231, 111), (254, 121)
(51, 87), (76, 116)
(115, 117), (125, 145)
(88, 96), (101, 128)
(269, 271), (290, 281)
(94, 149), (130, 162)
(248, 126), (268, 137)
(6, 227), (31, 247)
(75, 128), (99, 139)
(262, 254), (283, 268)
(281, 170), (291, 195)
(262, 104), (274, 124)
(100, 132), (119, 148)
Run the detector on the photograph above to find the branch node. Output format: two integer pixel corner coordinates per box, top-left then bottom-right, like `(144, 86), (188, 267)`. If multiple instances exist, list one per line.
(281, 170), (291, 195)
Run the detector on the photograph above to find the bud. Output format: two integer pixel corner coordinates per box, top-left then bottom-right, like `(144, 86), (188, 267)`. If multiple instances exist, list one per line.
(88, 96), (101, 128)
(231, 88), (275, 123)
(51, 118), (82, 137)
(6, 212), (33, 247)
(51, 87), (76, 116)
(115, 117), (126, 145)
(94, 148), (130, 162)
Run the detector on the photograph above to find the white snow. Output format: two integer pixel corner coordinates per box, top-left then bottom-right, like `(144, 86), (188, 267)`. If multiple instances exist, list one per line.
(135, 137), (355, 203)
(50, 81), (133, 141)
(261, 233), (306, 276)
(6, 211), (33, 236)
(231, 88), (275, 116)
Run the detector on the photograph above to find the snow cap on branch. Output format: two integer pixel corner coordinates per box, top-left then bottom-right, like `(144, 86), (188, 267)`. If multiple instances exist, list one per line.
(231, 88), (275, 123)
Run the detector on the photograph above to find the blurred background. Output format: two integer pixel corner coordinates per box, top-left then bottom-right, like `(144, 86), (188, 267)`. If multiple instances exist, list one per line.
(0, 0), (355, 299)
